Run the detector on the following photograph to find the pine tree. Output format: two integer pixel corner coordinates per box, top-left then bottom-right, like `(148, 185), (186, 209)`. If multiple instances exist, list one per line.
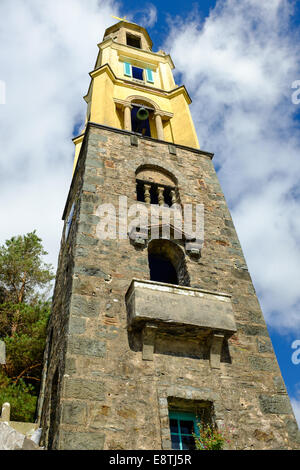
(0, 232), (54, 422)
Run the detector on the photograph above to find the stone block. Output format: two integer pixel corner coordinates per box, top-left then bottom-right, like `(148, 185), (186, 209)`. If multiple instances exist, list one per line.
(70, 294), (100, 318)
(76, 234), (99, 247)
(65, 356), (76, 374)
(285, 419), (300, 444)
(130, 135), (138, 146)
(68, 337), (106, 358)
(60, 430), (105, 450)
(237, 323), (269, 337)
(73, 265), (108, 278)
(273, 376), (286, 394)
(64, 378), (105, 401)
(62, 401), (87, 425)
(259, 395), (293, 415)
(168, 144), (177, 155)
(82, 182), (96, 193)
(249, 356), (276, 371)
(86, 157), (104, 169)
(79, 213), (100, 225)
(68, 317), (86, 335)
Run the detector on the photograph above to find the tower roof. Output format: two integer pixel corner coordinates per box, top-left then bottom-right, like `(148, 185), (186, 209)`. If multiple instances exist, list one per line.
(103, 20), (153, 50)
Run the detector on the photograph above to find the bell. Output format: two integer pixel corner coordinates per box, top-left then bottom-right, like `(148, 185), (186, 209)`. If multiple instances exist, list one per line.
(136, 107), (149, 121)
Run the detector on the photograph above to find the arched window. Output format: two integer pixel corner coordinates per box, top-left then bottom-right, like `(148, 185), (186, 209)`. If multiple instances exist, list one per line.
(148, 239), (190, 286)
(131, 103), (152, 137)
(117, 95), (168, 140)
(136, 165), (179, 207)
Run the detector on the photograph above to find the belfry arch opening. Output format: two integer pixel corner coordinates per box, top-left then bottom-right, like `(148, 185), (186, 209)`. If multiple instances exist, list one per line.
(135, 165), (180, 207)
(148, 239), (190, 287)
(120, 96), (167, 140)
(131, 103), (152, 137)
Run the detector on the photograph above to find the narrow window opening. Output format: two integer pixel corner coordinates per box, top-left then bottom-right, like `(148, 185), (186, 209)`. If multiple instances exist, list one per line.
(126, 33), (141, 49)
(136, 180), (145, 203)
(148, 253), (178, 285)
(149, 184), (159, 205)
(132, 66), (144, 81)
(163, 187), (173, 207)
(131, 106), (151, 137)
(147, 239), (190, 287)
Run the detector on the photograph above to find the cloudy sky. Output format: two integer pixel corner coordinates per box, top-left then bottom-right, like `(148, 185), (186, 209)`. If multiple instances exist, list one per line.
(0, 0), (299, 426)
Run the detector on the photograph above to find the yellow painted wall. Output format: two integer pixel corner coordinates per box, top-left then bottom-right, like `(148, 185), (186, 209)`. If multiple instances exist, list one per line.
(88, 70), (199, 148)
(73, 25), (200, 170)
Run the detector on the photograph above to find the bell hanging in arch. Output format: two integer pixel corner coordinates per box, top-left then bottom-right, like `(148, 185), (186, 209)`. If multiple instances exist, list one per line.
(136, 107), (149, 121)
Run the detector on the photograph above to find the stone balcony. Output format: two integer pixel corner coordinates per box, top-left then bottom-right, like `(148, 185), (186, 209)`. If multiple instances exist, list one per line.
(125, 279), (237, 368)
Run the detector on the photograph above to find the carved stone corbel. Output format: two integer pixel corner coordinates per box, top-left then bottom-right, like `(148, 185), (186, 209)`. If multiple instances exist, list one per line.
(210, 333), (224, 369)
(142, 323), (158, 361)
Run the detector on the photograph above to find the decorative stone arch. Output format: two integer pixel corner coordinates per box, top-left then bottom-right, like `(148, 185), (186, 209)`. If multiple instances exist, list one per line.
(114, 95), (173, 139)
(126, 94), (160, 111)
(136, 163), (178, 186)
(135, 159), (182, 187)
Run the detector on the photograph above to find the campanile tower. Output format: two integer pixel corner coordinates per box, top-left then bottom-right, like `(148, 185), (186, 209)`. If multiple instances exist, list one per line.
(38, 21), (299, 450)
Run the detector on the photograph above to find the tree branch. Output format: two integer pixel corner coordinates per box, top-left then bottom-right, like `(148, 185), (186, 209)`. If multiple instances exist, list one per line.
(13, 363), (41, 385)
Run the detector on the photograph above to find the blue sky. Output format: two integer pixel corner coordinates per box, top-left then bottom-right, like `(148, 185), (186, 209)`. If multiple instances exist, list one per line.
(0, 0), (299, 426)
(118, 0), (218, 47)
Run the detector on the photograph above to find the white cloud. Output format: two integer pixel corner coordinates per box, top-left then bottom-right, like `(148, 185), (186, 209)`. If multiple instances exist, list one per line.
(164, 0), (300, 333)
(132, 4), (158, 29)
(291, 397), (300, 428)
(0, 0), (119, 274)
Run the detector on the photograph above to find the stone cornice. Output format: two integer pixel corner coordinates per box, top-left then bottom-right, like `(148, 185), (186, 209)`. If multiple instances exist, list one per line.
(97, 37), (174, 69)
(66, 122), (213, 220)
(84, 63), (192, 105)
(113, 98), (174, 120)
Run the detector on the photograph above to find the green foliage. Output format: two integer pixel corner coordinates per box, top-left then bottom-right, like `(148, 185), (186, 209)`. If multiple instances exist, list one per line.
(0, 230), (54, 304)
(193, 422), (228, 450)
(0, 232), (53, 422)
(0, 301), (50, 393)
(0, 372), (37, 422)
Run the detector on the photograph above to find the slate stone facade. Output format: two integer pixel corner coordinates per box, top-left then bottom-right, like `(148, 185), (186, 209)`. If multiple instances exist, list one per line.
(38, 123), (299, 450)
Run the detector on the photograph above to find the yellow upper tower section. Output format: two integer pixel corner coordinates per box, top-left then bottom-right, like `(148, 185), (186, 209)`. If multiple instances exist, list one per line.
(73, 21), (200, 169)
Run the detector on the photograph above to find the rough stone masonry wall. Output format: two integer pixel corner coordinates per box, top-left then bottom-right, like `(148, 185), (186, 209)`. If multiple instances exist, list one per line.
(40, 123), (299, 450)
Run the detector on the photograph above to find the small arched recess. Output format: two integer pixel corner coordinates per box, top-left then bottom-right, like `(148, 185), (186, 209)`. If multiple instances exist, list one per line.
(148, 239), (190, 287)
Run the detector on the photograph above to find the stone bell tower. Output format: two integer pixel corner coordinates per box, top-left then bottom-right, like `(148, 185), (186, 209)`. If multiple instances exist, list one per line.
(38, 20), (299, 450)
